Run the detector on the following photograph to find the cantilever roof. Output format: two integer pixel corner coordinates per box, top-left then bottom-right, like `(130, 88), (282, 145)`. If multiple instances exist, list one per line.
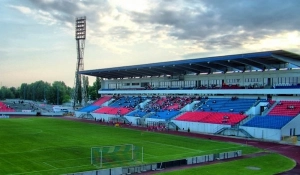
(79, 50), (300, 79)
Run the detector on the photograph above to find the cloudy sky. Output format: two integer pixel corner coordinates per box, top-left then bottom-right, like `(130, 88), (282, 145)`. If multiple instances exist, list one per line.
(1, 0), (300, 87)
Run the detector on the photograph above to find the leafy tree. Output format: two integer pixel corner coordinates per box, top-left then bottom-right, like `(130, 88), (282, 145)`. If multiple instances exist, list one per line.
(95, 77), (101, 96)
(17, 81), (71, 104)
(87, 77), (101, 100)
(88, 86), (97, 100)
(48, 81), (71, 105)
(9, 87), (19, 98)
(0, 78), (101, 105)
(20, 83), (28, 99)
(0, 87), (4, 100)
(0, 86), (14, 99)
(19, 81), (52, 102)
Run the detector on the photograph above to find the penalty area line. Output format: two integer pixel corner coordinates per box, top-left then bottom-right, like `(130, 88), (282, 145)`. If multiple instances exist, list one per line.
(9, 164), (92, 175)
(144, 141), (203, 152)
(43, 162), (57, 169)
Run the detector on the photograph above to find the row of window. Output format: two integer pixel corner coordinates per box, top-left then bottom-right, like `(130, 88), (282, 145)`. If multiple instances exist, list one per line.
(107, 77), (299, 88)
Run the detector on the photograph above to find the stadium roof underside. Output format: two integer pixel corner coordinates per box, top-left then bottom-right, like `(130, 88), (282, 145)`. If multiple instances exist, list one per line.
(79, 50), (300, 79)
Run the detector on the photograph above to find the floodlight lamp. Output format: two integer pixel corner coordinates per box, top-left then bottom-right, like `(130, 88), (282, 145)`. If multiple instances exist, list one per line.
(75, 16), (86, 40)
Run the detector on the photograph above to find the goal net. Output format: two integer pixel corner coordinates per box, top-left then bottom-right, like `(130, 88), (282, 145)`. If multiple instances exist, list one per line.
(91, 144), (142, 168)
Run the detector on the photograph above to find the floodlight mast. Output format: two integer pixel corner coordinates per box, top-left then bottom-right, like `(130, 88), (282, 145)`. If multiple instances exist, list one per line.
(73, 16), (87, 109)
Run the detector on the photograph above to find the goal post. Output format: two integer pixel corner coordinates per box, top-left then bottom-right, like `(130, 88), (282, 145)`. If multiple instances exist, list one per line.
(91, 144), (143, 168)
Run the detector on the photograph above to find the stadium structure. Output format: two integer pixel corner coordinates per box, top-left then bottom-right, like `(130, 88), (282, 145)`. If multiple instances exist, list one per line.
(75, 50), (300, 144)
(0, 50), (300, 174)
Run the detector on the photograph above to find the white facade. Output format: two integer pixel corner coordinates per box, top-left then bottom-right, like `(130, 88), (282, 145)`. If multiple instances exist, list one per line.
(171, 120), (229, 134)
(100, 69), (300, 92)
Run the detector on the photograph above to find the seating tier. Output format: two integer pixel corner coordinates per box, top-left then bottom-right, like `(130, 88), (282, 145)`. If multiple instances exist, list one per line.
(0, 102), (15, 112)
(243, 115), (293, 129)
(268, 101), (300, 117)
(176, 111), (246, 125)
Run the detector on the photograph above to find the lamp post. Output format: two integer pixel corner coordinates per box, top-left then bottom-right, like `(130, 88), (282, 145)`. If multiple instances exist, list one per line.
(73, 16), (87, 109)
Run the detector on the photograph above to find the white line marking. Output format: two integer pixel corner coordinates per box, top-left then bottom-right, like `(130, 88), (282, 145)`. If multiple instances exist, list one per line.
(9, 164), (92, 175)
(43, 162), (57, 169)
(144, 141), (202, 152)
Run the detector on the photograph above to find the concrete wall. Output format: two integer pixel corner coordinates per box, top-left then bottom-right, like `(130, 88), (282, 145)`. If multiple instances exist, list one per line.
(171, 120), (227, 133)
(124, 116), (139, 125)
(91, 113), (115, 121)
(282, 115), (300, 136)
(240, 126), (281, 141)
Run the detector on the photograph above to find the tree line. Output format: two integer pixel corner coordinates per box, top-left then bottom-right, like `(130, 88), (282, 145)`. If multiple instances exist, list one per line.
(0, 77), (101, 105)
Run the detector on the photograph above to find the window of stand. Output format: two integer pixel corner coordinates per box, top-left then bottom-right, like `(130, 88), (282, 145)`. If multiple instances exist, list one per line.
(273, 77), (298, 85)
(108, 83), (117, 89)
(184, 81), (196, 88)
(159, 82), (171, 88)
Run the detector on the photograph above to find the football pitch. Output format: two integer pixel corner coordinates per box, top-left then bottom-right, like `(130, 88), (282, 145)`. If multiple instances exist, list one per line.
(0, 117), (294, 175)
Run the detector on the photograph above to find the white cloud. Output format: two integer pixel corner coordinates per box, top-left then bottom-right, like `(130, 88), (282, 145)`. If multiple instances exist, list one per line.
(3, 0), (300, 87)
(110, 0), (153, 13)
(243, 31), (300, 51)
(8, 5), (32, 14)
(35, 10), (57, 25)
(8, 4), (58, 26)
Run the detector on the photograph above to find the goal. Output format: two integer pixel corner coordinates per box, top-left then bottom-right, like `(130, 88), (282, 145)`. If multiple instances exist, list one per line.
(91, 144), (143, 168)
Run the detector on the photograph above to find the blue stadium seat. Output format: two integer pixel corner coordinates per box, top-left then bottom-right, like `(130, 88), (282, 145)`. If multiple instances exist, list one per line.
(78, 105), (100, 112)
(242, 115), (293, 129)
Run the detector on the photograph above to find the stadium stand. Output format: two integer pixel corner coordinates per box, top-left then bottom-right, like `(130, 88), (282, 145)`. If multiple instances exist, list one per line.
(109, 96), (146, 109)
(176, 111), (212, 122)
(78, 96), (112, 113)
(242, 100), (300, 129)
(148, 110), (181, 120)
(127, 109), (148, 118)
(267, 100), (300, 116)
(92, 96), (112, 106)
(176, 111), (246, 125)
(73, 50), (300, 142)
(0, 102), (15, 112)
(78, 105), (100, 113)
(242, 116), (294, 129)
(195, 98), (256, 114)
(94, 106), (132, 115)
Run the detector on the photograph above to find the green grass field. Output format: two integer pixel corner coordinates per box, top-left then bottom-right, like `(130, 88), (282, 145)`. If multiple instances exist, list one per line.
(0, 117), (294, 175)
(158, 153), (295, 175)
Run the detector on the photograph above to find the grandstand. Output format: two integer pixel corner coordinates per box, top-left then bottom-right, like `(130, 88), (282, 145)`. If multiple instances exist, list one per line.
(75, 50), (300, 143)
(77, 96), (112, 113)
(0, 100), (68, 117)
(0, 101), (15, 112)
